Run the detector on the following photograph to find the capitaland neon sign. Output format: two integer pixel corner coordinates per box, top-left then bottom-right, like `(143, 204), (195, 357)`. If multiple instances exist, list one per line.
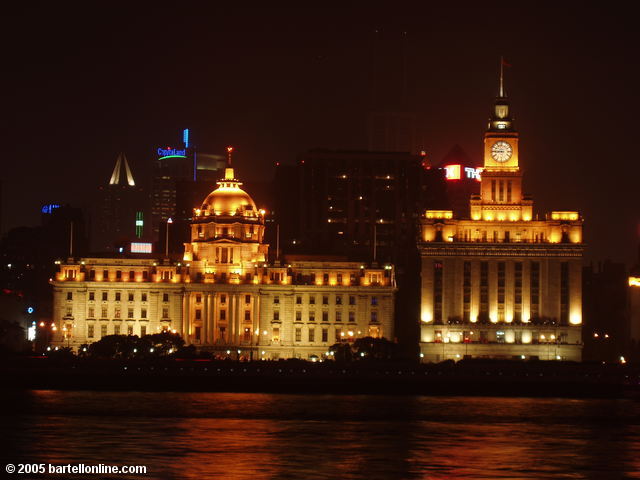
(158, 147), (187, 160)
(443, 164), (482, 181)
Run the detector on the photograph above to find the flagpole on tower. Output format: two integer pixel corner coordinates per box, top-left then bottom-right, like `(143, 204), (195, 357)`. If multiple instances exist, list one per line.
(499, 55), (504, 98)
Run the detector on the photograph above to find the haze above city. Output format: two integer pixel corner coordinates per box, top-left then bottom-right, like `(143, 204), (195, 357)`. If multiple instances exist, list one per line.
(2, 4), (638, 263)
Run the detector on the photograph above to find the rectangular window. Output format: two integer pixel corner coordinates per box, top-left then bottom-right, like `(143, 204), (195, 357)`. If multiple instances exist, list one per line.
(116, 270), (122, 280)
(309, 296), (315, 305)
(103, 270), (109, 280)
(349, 311), (355, 322)
(220, 294), (227, 304)
(272, 327), (280, 343)
(128, 292), (134, 302)
(337, 274), (343, 284)
(371, 312), (378, 323)
(89, 270), (95, 280)
(322, 311), (328, 322)
(323, 273), (329, 284)
(322, 296), (328, 305)
(295, 328), (302, 342)
(102, 291), (108, 301)
(127, 308), (133, 319)
(114, 324), (121, 335)
(115, 292), (121, 302)
(245, 295), (251, 304)
(114, 307), (121, 318)
(196, 294), (202, 303)
(141, 308), (147, 319)
(126, 325), (132, 335)
(162, 308), (169, 319)
(296, 311), (302, 321)
(220, 310), (226, 320)
(195, 326), (201, 341)
(101, 306), (108, 318)
(274, 296), (280, 304)
(245, 310), (251, 321)
(335, 311), (342, 322)
(336, 295), (342, 305)
(140, 325), (146, 337)
(129, 270), (135, 280)
(101, 325), (107, 337)
(349, 296), (356, 306)
(66, 292), (73, 300)
(88, 324), (94, 338)
(309, 311), (315, 322)
(195, 309), (202, 320)
(322, 328), (328, 342)
(371, 296), (378, 306)
(163, 293), (169, 302)
(296, 296), (302, 305)
(335, 329), (342, 342)
(141, 293), (147, 302)
(89, 292), (95, 301)
(308, 328), (315, 342)
(88, 307), (95, 318)
(273, 311), (280, 321)
(142, 271), (148, 281)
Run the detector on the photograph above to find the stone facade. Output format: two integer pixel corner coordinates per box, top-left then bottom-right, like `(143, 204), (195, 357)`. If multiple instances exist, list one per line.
(418, 83), (584, 362)
(51, 158), (396, 359)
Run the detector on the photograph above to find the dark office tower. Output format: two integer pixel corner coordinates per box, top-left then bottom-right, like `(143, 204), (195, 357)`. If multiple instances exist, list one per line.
(282, 149), (446, 263)
(151, 144), (195, 239)
(94, 153), (147, 252)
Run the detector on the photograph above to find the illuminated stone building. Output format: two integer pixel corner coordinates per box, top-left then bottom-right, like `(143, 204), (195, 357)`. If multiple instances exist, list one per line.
(51, 154), (396, 359)
(418, 76), (584, 362)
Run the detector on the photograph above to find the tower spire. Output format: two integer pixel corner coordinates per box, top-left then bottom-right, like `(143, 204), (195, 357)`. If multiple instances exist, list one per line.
(108, 153), (135, 186)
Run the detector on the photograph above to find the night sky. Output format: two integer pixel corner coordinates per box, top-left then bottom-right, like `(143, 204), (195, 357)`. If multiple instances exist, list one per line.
(2, 4), (638, 264)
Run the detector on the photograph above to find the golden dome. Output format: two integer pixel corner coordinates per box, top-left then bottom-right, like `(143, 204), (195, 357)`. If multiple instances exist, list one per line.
(199, 167), (259, 218)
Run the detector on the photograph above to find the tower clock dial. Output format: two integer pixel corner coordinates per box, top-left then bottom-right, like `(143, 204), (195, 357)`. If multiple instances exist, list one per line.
(491, 141), (513, 162)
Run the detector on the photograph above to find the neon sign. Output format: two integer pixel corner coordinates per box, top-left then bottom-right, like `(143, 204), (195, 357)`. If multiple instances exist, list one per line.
(183, 128), (190, 148)
(444, 165), (461, 180)
(41, 204), (61, 214)
(443, 164), (482, 182)
(131, 242), (153, 254)
(157, 147), (187, 159)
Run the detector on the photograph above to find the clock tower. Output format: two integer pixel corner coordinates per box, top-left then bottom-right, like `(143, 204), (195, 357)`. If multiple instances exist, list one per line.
(472, 63), (531, 221)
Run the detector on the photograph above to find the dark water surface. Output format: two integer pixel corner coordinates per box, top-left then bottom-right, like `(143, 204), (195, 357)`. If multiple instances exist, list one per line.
(2, 391), (640, 479)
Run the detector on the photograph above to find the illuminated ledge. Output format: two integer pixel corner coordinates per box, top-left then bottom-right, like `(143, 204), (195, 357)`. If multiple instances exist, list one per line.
(425, 210), (453, 219)
(550, 211), (580, 221)
(419, 243), (585, 257)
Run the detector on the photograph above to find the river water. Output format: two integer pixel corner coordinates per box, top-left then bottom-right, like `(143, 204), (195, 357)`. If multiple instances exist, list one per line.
(2, 391), (640, 479)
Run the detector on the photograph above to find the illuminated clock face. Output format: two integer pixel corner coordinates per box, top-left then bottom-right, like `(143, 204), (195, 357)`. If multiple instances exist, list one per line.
(491, 141), (513, 162)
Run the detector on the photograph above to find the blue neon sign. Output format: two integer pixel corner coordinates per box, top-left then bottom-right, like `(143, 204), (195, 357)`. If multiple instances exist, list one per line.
(183, 128), (190, 148)
(41, 204), (61, 214)
(157, 147), (186, 158)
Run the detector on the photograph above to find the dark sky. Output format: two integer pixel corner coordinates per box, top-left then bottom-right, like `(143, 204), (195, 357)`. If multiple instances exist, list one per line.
(2, 4), (639, 264)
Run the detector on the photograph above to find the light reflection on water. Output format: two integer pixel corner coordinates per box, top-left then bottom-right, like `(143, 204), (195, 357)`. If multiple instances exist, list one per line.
(2, 391), (640, 479)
